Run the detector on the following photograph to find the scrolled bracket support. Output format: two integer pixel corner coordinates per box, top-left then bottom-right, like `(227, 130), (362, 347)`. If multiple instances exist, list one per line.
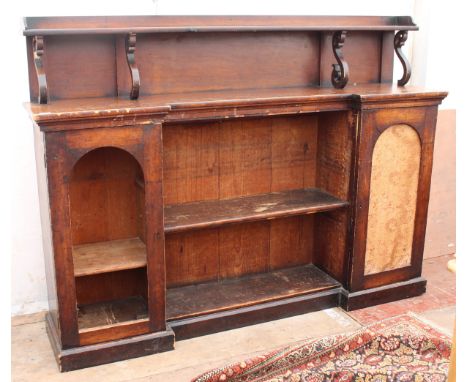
(126, 32), (140, 100)
(33, 35), (48, 104)
(331, 31), (349, 89)
(394, 30), (411, 86)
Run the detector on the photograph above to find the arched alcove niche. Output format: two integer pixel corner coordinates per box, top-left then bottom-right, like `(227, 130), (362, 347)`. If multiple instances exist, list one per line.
(69, 147), (148, 332)
(364, 124), (421, 275)
(69, 147), (145, 245)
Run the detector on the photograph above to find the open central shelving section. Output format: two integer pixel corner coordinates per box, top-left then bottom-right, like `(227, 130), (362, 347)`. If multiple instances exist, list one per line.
(159, 111), (354, 325)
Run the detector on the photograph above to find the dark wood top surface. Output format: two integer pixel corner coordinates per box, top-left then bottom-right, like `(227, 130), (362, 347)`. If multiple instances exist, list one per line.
(24, 15), (417, 35)
(25, 85), (448, 125)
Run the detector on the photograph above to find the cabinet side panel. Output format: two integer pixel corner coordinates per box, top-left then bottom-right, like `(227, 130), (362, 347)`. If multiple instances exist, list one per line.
(364, 124), (421, 275)
(33, 126), (58, 323)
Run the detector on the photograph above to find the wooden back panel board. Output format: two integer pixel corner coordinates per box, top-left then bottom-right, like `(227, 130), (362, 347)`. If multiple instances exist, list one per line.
(69, 147), (144, 245)
(27, 29), (397, 101)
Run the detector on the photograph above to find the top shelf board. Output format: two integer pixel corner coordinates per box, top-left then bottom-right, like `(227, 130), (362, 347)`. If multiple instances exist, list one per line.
(23, 15), (417, 36)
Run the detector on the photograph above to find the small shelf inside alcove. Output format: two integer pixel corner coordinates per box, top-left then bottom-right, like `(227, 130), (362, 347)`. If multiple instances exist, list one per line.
(72, 237), (147, 277)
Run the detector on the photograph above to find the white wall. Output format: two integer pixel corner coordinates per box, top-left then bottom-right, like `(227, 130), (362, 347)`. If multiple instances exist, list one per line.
(4, 0), (460, 316)
(6, 1), (160, 316)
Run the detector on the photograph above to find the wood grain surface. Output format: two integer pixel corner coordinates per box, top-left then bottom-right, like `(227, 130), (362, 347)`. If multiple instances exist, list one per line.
(24, 15), (448, 370)
(73, 238), (146, 277)
(166, 264), (340, 320)
(165, 189), (347, 233)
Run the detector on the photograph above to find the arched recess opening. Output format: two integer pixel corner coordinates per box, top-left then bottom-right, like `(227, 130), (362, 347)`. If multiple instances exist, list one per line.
(69, 147), (148, 331)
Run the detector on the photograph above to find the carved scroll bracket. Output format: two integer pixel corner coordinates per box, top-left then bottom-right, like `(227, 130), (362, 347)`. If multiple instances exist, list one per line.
(33, 36), (48, 104)
(331, 31), (349, 89)
(394, 30), (411, 86)
(126, 32), (140, 100)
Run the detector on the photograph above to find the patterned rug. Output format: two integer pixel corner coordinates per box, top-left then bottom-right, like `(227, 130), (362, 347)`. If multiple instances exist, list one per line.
(192, 314), (451, 382)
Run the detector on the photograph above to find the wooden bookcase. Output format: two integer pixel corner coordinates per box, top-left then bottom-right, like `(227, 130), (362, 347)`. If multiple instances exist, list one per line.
(23, 16), (447, 371)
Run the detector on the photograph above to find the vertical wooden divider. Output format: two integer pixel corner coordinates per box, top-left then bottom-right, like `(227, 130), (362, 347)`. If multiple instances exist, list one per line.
(143, 123), (167, 332)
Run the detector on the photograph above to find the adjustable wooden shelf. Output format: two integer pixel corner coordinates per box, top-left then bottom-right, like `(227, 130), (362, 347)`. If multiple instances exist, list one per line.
(23, 15), (447, 371)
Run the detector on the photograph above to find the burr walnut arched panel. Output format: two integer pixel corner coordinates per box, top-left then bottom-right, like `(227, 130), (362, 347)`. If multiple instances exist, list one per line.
(364, 124), (421, 275)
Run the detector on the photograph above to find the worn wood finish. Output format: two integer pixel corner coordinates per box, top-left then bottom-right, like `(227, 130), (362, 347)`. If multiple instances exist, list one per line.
(24, 15), (418, 35)
(167, 264), (340, 320)
(46, 312), (174, 372)
(23, 16), (417, 102)
(163, 115), (320, 287)
(33, 124), (59, 321)
(314, 111), (354, 283)
(45, 133), (80, 348)
(75, 268), (147, 306)
(78, 296), (148, 329)
(163, 115), (318, 203)
(142, 123), (167, 332)
(44, 34), (118, 101)
(79, 320), (150, 347)
(349, 103), (443, 292)
(165, 189), (347, 233)
(26, 85), (447, 129)
(341, 277), (427, 311)
(72, 238), (146, 277)
(170, 288), (342, 341)
(137, 32), (321, 96)
(24, 16), (447, 371)
(44, 123), (167, 349)
(69, 147), (143, 245)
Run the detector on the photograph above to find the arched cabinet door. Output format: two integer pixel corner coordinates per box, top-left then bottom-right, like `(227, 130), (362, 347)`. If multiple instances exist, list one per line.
(344, 99), (444, 310)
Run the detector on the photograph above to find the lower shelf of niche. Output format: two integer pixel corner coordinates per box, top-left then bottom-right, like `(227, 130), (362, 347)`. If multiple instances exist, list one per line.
(77, 296), (148, 330)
